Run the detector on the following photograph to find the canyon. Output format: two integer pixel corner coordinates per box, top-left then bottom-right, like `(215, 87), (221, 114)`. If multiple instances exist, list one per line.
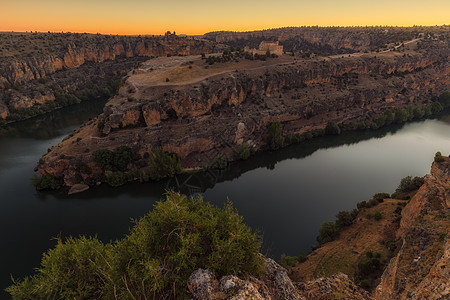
(35, 34), (449, 190)
(0, 32), (220, 121)
(189, 156), (449, 299)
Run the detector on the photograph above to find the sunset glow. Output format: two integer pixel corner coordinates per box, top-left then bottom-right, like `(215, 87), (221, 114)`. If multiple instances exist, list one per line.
(1, 0), (449, 35)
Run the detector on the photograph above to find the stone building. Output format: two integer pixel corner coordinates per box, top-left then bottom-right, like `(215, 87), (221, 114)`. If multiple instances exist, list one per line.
(245, 41), (283, 56)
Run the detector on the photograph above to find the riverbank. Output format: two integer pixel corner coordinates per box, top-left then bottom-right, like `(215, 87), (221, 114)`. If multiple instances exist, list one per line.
(34, 37), (450, 191)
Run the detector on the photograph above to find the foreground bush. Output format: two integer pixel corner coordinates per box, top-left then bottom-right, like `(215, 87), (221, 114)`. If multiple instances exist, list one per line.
(7, 191), (263, 299)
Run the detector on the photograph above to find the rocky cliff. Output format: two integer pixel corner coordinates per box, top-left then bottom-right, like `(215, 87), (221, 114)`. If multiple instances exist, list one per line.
(36, 36), (449, 189)
(0, 32), (220, 121)
(187, 156), (449, 299)
(203, 25), (449, 55)
(375, 157), (449, 300)
(187, 255), (371, 300)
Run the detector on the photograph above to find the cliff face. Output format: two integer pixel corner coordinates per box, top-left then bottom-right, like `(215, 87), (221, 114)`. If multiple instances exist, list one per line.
(0, 32), (220, 120)
(36, 37), (449, 188)
(375, 157), (449, 300)
(0, 33), (219, 85)
(202, 26), (449, 55)
(187, 255), (371, 300)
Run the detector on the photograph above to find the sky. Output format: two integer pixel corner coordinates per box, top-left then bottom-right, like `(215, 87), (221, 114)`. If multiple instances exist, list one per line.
(1, 0), (449, 35)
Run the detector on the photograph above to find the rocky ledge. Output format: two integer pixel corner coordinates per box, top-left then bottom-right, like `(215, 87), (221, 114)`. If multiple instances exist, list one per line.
(186, 156), (449, 299)
(375, 156), (449, 300)
(36, 37), (449, 190)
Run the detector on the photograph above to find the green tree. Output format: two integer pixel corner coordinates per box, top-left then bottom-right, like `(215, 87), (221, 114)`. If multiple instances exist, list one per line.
(267, 122), (285, 150)
(148, 147), (182, 180)
(325, 121), (341, 135)
(317, 221), (339, 244)
(335, 211), (354, 228)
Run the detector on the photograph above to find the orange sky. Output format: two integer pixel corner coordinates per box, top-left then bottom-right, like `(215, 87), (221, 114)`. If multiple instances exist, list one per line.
(1, 0), (449, 35)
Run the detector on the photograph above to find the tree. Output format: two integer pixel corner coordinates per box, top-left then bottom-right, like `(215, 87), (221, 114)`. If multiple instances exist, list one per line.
(148, 147), (182, 180)
(317, 221), (339, 244)
(335, 211), (354, 228)
(325, 121), (341, 135)
(267, 122), (285, 150)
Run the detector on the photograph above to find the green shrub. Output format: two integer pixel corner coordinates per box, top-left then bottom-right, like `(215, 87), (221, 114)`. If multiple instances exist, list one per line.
(279, 252), (307, 268)
(238, 142), (251, 160)
(335, 210), (354, 228)
(93, 146), (135, 172)
(373, 212), (382, 221)
(317, 221), (339, 244)
(325, 121), (341, 135)
(76, 162), (92, 174)
(392, 176), (424, 197)
(438, 91), (450, 108)
(7, 191), (263, 299)
(267, 122), (284, 150)
(6, 236), (110, 299)
(434, 151), (445, 163)
(373, 193), (390, 203)
(93, 149), (115, 170)
(30, 174), (63, 190)
(214, 155), (228, 169)
(148, 147), (182, 180)
(431, 101), (443, 114)
(357, 201), (368, 209)
(106, 171), (127, 187)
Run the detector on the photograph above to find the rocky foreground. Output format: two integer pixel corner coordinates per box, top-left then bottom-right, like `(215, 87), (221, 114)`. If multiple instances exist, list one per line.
(186, 156), (449, 299)
(36, 35), (449, 190)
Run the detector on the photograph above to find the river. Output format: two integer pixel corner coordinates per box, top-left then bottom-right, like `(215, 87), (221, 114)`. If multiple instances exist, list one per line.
(1, 99), (449, 297)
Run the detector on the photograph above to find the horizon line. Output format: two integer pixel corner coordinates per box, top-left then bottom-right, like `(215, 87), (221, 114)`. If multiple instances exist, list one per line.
(1, 24), (448, 36)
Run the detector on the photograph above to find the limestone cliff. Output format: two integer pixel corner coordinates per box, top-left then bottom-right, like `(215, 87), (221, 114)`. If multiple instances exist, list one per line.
(187, 255), (371, 300)
(0, 32), (220, 121)
(375, 157), (449, 300)
(203, 25), (449, 55)
(36, 37), (449, 189)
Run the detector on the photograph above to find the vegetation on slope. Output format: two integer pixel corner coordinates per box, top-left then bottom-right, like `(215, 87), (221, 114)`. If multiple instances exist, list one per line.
(7, 191), (263, 299)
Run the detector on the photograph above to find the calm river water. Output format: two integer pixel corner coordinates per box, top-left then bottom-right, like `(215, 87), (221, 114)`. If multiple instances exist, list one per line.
(1, 99), (449, 297)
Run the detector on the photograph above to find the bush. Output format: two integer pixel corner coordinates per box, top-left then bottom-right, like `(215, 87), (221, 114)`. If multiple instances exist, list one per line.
(267, 122), (284, 150)
(7, 192), (264, 299)
(335, 210), (354, 228)
(279, 254), (298, 268)
(93, 149), (115, 170)
(279, 252), (307, 268)
(106, 171), (127, 187)
(76, 162), (92, 174)
(6, 236), (110, 299)
(317, 221), (339, 244)
(373, 212), (382, 221)
(238, 142), (251, 160)
(93, 146), (135, 172)
(30, 174), (63, 190)
(434, 151), (445, 163)
(148, 147), (182, 180)
(325, 121), (341, 135)
(392, 176), (424, 197)
(373, 193), (390, 203)
(438, 91), (450, 108)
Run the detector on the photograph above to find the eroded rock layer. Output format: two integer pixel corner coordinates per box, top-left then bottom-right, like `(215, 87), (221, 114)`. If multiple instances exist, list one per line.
(37, 37), (449, 189)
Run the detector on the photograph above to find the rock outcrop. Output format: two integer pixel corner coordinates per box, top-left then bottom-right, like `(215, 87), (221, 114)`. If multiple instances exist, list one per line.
(203, 25), (449, 55)
(0, 32), (220, 121)
(375, 157), (449, 300)
(36, 36), (449, 189)
(187, 255), (371, 299)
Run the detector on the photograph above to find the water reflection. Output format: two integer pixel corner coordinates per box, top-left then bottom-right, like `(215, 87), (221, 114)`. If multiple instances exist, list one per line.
(166, 123), (407, 196)
(0, 98), (108, 140)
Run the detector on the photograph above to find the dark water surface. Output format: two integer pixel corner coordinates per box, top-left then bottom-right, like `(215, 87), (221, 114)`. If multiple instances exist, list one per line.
(1, 100), (449, 297)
